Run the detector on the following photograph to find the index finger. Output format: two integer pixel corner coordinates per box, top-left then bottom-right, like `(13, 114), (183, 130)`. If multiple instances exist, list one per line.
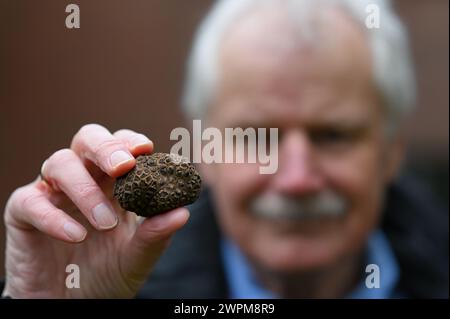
(71, 124), (135, 178)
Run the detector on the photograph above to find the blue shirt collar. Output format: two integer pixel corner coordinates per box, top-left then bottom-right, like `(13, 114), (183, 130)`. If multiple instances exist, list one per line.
(221, 229), (400, 299)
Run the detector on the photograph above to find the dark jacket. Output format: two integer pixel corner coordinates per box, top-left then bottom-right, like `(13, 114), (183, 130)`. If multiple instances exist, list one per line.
(1, 177), (448, 298)
(137, 176), (449, 298)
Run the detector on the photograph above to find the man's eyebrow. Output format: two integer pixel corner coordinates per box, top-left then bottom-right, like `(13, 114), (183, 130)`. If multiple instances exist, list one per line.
(304, 116), (372, 134)
(310, 121), (369, 130)
(229, 121), (271, 128)
(220, 116), (277, 128)
(310, 112), (371, 126)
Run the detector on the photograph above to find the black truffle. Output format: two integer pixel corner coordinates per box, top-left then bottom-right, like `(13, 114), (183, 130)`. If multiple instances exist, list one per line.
(113, 153), (202, 217)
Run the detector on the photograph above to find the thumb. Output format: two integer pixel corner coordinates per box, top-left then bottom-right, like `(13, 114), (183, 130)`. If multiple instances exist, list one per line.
(120, 208), (190, 288)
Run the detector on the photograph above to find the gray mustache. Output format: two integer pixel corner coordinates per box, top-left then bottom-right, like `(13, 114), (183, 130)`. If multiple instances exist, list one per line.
(250, 190), (347, 220)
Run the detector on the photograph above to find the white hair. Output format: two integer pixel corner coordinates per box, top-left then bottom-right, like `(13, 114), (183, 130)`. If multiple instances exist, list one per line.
(181, 0), (416, 130)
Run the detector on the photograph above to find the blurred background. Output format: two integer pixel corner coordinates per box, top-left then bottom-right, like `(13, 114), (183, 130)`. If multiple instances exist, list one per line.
(0, 0), (448, 277)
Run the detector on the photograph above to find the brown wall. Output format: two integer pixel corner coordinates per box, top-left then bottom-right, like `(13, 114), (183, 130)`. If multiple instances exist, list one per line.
(0, 0), (448, 277)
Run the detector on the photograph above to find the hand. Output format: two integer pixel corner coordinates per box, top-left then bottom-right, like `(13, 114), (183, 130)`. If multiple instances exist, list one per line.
(2, 124), (190, 298)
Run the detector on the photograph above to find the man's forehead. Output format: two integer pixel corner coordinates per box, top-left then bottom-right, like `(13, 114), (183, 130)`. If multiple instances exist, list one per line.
(218, 3), (373, 89)
(213, 2), (377, 126)
(220, 3), (307, 57)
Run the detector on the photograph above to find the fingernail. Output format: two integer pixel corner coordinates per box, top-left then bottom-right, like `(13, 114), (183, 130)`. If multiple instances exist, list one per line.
(131, 135), (152, 149)
(110, 150), (133, 168)
(64, 222), (87, 242)
(92, 203), (118, 229)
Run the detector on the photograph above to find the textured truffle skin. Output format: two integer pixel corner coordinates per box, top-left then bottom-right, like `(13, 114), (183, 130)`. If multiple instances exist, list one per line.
(114, 153), (201, 217)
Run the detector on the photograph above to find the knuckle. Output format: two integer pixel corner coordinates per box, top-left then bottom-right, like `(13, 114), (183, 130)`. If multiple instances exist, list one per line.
(93, 138), (126, 159)
(47, 149), (76, 170)
(4, 187), (25, 223)
(78, 123), (104, 136)
(71, 181), (100, 201)
(7, 187), (25, 208)
(134, 133), (148, 141)
(114, 129), (134, 136)
(71, 123), (105, 148)
(10, 186), (42, 213)
(35, 208), (55, 230)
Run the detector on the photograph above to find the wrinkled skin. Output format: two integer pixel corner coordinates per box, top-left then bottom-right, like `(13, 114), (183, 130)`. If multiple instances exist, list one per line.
(200, 4), (404, 297)
(3, 125), (189, 298)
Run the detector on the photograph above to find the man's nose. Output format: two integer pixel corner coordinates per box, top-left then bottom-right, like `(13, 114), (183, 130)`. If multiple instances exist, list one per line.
(272, 130), (324, 196)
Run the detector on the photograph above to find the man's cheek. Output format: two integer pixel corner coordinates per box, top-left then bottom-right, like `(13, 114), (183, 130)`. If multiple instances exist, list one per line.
(320, 147), (383, 195)
(319, 153), (384, 228)
(336, 156), (386, 245)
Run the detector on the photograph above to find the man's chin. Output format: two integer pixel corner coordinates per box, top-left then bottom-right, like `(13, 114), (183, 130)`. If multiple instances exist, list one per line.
(252, 245), (338, 274)
(246, 229), (345, 273)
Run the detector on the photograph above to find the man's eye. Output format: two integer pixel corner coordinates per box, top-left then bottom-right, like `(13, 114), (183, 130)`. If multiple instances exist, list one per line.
(310, 129), (351, 146)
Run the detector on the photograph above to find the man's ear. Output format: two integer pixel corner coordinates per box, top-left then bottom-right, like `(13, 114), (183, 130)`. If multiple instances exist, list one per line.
(385, 132), (406, 184)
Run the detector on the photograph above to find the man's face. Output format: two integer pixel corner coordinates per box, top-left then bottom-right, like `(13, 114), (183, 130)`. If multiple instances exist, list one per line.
(202, 6), (402, 273)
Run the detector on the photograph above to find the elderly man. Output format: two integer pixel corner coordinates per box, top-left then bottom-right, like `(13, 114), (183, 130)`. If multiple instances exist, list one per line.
(1, 0), (448, 298)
